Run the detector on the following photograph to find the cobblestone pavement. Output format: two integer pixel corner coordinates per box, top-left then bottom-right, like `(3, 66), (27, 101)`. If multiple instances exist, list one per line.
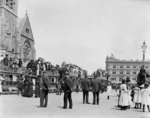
(0, 91), (149, 118)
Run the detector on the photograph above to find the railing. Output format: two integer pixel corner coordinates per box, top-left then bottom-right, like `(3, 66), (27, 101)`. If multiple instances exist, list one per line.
(45, 71), (78, 77)
(0, 63), (85, 78)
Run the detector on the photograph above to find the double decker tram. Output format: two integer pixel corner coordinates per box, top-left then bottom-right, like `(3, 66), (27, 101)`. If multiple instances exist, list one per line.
(0, 64), (25, 94)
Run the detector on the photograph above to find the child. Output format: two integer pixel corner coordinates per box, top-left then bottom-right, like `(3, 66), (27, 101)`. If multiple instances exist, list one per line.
(117, 88), (121, 107)
(107, 84), (112, 100)
(136, 84), (144, 109)
(127, 87), (132, 109)
(141, 83), (150, 112)
(133, 87), (139, 109)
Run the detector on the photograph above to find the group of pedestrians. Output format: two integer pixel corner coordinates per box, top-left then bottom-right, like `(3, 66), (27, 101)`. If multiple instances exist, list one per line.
(81, 77), (110, 105)
(133, 83), (150, 112)
(118, 79), (150, 112)
(17, 74), (34, 97)
(16, 69), (150, 113)
(1, 54), (22, 71)
(38, 71), (109, 109)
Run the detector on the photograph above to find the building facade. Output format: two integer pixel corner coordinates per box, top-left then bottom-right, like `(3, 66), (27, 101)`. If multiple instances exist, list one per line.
(0, 0), (36, 66)
(105, 55), (150, 84)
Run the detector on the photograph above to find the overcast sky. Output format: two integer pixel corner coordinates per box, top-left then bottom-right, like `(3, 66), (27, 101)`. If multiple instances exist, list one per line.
(18, 0), (150, 74)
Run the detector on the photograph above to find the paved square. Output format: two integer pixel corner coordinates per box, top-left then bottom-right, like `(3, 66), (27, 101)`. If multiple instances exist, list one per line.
(0, 91), (149, 118)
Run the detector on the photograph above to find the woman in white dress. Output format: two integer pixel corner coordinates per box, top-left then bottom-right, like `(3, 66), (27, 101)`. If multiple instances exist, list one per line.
(107, 84), (112, 100)
(141, 83), (150, 112)
(119, 79), (129, 110)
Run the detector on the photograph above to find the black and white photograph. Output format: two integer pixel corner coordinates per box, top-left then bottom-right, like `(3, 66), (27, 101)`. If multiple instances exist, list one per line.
(0, 0), (150, 118)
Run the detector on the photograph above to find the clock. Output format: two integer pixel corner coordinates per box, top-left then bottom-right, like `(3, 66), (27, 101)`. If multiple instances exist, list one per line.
(23, 40), (31, 59)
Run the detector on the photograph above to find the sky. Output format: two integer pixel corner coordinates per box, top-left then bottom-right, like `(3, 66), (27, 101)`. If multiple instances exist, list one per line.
(18, 0), (150, 74)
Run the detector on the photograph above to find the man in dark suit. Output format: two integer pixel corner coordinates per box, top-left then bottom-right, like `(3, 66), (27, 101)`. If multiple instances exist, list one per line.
(81, 78), (90, 104)
(91, 78), (101, 105)
(27, 77), (33, 97)
(35, 76), (40, 98)
(63, 72), (73, 109)
(23, 76), (29, 97)
(40, 71), (50, 108)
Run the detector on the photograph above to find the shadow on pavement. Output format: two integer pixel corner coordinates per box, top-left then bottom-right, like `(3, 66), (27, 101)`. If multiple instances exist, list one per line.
(77, 102), (90, 104)
(132, 110), (145, 113)
(36, 105), (41, 108)
(57, 106), (64, 109)
(111, 106), (121, 111)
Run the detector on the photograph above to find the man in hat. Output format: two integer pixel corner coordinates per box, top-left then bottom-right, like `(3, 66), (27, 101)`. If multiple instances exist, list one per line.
(81, 77), (90, 104)
(91, 77), (101, 105)
(63, 72), (73, 109)
(40, 71), (50, 107)
(35, 76), (41, 98)
(3, 54), (9, 66)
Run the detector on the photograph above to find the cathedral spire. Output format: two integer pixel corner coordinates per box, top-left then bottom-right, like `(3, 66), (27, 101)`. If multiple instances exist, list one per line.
(26, 10), (28, 16)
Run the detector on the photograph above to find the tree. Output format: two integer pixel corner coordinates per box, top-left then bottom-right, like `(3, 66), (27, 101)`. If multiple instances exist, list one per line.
(137, 66), (146, 86)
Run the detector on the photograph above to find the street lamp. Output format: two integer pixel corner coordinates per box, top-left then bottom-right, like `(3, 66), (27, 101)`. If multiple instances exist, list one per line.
(141, 41), (147, 66)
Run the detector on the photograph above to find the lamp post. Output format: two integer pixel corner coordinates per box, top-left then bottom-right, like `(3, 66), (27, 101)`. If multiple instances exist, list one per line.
(141, 41), (147, 66)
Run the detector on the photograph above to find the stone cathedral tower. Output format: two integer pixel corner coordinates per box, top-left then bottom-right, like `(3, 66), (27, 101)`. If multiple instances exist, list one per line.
(0, 0), (36, 66)
(0, 0), (18, 56)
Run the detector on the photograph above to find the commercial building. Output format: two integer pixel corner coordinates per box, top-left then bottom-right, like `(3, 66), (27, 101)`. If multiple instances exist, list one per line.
(105, 55), (150, 84)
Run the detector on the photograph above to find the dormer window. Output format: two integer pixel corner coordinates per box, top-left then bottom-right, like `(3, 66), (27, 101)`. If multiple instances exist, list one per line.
(6, 0), (8, 6)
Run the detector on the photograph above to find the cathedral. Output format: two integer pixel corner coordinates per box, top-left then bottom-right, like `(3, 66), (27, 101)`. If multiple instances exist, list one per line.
(0, 0), (36, 66)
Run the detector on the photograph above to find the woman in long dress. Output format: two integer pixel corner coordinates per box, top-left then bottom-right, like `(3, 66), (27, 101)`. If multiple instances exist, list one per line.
(141, 83), (150, 112)
(119, 79), (129, 110)
(107, 84), (112, 100)
(27, 78), (33, 97)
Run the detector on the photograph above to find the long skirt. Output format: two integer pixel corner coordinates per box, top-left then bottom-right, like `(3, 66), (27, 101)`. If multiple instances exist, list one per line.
(142, 91), (150, 106)
(27, 86), (33, 97)
(133, 93), (138, 103)
(136, 91), (142, 103)
(23, 86), (28, 97)
(128, 95), (132, 106)
(119, 90), (129, 107)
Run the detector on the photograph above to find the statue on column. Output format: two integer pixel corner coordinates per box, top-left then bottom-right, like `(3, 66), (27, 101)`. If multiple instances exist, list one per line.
(137, 65), (149, 86)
